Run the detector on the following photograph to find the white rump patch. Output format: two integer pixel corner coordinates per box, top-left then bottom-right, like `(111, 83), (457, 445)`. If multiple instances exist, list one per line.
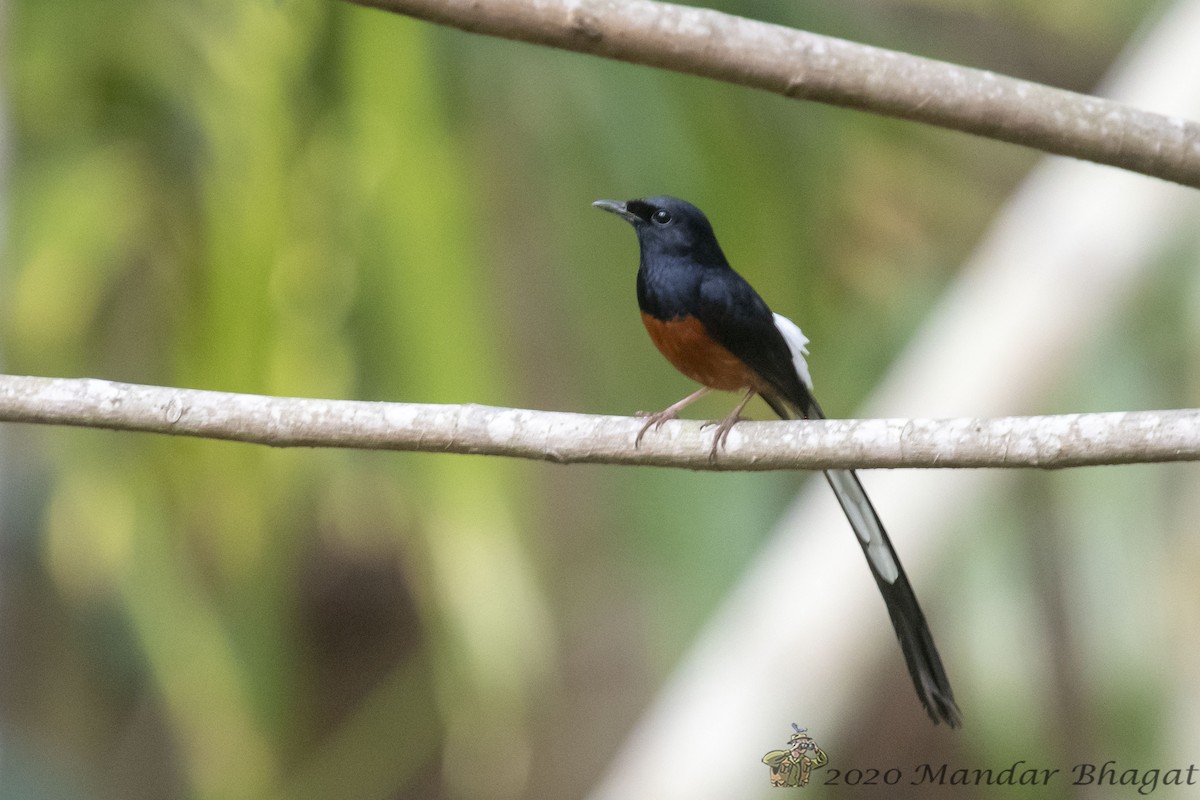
(772, 312), (813, 390)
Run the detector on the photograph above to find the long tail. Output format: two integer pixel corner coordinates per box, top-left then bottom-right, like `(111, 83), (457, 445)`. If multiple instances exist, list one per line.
(762, 391), (961, 726)
(823, 468), (961, 727)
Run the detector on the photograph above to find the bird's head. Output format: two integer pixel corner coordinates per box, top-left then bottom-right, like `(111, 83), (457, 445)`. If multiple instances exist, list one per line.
(593, 195), (727, 266)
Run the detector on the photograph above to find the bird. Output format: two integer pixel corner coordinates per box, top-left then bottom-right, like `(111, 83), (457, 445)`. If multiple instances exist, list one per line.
(593, 195), (962, 727)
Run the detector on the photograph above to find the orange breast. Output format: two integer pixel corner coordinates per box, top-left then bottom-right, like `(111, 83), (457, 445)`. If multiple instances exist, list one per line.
(641, 312), (759, 392)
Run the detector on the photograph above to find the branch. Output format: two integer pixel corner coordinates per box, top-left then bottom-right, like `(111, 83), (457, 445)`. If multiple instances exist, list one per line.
(586, 4), (1200, 794)
(343, 0), (1200, 189)
(1, 374), (1197, 470)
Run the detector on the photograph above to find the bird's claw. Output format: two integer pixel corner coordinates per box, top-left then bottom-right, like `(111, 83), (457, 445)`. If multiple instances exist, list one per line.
(701, 414), (745, 460)
(638, 411), (744, 458)
(634, 410), (677, 448)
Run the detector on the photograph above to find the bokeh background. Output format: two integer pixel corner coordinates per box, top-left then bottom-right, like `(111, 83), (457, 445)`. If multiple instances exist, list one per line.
(4, 0), (1200, 798)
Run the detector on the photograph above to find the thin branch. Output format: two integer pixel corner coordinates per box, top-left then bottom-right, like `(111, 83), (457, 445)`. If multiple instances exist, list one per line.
(343, 0), (1200, 189)
(1, 374), (1197, 470)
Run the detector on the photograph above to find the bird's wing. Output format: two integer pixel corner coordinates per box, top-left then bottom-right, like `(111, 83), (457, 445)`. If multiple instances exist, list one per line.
(696, 271), (818, 418)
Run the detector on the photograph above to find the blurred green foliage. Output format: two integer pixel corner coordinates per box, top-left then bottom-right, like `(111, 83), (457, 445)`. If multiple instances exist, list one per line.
(2, 0), (1192, 798)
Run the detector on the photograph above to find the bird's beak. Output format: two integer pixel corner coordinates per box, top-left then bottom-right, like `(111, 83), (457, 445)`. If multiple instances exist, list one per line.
(592, 199), (637, 222)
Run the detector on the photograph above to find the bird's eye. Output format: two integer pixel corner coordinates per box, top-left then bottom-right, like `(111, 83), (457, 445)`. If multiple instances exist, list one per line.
(651, 209), (672, 225)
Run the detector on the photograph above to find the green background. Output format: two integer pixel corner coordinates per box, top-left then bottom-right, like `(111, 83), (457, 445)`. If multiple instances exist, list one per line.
(4, 1), (1197, 798)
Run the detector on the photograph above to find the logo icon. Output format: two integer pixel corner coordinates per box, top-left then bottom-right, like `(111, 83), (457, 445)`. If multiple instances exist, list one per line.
(762, 724), (828, 788)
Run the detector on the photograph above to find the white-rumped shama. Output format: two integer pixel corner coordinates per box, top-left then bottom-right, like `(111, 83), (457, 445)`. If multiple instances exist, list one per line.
(594, 195), (961, 727)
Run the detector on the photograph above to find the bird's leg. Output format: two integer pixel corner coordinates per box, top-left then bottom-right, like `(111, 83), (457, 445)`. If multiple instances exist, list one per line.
(702, 389), (757, 459)
(635, 387), (711, 447)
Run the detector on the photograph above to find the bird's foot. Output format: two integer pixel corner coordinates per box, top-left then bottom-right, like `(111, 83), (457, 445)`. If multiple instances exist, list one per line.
(701, 412), (745, 460)
(635, 409), (678, 448)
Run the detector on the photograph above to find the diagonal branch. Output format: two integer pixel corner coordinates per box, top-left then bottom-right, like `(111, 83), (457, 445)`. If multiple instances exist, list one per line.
(1, 374), (1197, 470)
(343, 0), (1200, 188)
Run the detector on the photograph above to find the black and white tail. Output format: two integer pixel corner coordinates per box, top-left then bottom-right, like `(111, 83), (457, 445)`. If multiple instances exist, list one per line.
(772, 313), (962, 727)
